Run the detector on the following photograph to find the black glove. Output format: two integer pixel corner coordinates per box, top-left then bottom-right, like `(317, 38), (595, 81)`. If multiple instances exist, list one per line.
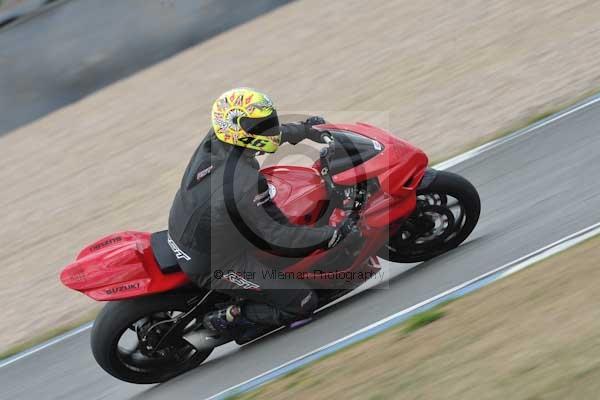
(280, 117), (327, 145)
(304, 116), (327, 143)
(327, 217), (360, 249)
(305, 116), (326, 126)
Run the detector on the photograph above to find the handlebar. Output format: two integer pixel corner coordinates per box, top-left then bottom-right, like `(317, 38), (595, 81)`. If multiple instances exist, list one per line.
(318, 131), (337, 193)
(317, 131), (363, 226)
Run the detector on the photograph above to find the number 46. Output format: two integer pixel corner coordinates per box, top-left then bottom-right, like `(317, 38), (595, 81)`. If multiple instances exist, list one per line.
(238, 137), (268, 148)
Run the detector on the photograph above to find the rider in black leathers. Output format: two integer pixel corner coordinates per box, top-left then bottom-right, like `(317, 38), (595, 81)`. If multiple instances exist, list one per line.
(168, 88), (356, 338)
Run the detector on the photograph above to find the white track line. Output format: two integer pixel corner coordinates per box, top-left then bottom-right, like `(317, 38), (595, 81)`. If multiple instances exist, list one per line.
(435, 93), (600, 170)
(0, 322), (93, 368)
(209, 221), (600, 399)
(1, 92), (599, 370)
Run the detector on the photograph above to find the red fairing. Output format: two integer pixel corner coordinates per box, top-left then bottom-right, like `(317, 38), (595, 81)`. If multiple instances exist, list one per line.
(261, 166), (328, 225)
(60, 231), (189, 301)
(361, 190), (417, 228)
(324, 123), (428, 191)
(321, 122), (428, 227)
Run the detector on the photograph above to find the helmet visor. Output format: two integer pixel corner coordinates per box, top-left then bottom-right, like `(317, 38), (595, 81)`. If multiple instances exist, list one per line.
(239, 110), (280, 137)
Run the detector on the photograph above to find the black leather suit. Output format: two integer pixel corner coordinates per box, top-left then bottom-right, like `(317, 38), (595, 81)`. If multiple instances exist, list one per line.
(168, 122), (334, 325)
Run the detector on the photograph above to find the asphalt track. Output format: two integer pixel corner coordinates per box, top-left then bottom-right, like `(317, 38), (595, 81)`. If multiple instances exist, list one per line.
(2, 99), (600, 399)
(0, 0), (293, 135)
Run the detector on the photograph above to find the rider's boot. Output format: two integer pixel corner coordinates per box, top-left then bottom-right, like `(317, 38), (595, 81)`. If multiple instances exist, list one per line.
(202, 305), (276, 345)
(203, 301), (314, 344)
(202, 304), (279, 345)
(202, 305), (244, 333)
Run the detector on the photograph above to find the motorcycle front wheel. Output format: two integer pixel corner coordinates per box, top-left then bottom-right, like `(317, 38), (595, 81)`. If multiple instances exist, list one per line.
(378, 170), (481, 263)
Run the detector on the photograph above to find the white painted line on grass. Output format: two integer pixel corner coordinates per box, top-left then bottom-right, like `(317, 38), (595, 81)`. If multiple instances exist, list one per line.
(1, 91), (599, 370)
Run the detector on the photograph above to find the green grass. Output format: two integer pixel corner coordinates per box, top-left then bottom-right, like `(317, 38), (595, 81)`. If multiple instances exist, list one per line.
(523, 109), (557, 126)
(403, 308), (446, 334)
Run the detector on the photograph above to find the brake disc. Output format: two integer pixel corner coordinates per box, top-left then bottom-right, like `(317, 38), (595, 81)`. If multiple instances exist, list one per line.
(414, 204), (455, 244)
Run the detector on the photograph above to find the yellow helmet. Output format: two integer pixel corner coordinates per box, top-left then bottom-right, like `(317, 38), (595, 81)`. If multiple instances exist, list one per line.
(211, 88), (281, 153)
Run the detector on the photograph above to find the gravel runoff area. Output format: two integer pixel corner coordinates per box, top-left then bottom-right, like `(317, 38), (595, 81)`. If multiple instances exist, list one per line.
(234, 234), (600, 400)
(1, 0), (600, 354)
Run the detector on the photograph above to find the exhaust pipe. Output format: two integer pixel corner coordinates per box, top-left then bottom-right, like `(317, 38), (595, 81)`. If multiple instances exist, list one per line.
(182, 329), (232, 351)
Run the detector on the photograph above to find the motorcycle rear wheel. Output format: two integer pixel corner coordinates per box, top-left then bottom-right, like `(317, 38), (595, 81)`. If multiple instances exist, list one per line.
(378, 170), (480, 263)
(91, 294), (213, 384)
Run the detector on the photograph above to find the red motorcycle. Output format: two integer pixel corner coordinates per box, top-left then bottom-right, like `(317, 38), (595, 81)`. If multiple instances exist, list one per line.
(60, 122), (480, 383)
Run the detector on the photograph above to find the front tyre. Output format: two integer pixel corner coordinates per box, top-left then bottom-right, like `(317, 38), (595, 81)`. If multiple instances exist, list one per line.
(378, 170), (480, 263)
(91, 295), (213, 384)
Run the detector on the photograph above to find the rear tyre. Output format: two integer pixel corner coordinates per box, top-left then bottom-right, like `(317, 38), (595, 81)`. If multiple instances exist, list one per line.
(91, 295), (213, 384)
(378, 170), (480, 263)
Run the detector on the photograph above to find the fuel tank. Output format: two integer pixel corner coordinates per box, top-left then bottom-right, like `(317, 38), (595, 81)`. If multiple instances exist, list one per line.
(260, 166), (328, 225)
